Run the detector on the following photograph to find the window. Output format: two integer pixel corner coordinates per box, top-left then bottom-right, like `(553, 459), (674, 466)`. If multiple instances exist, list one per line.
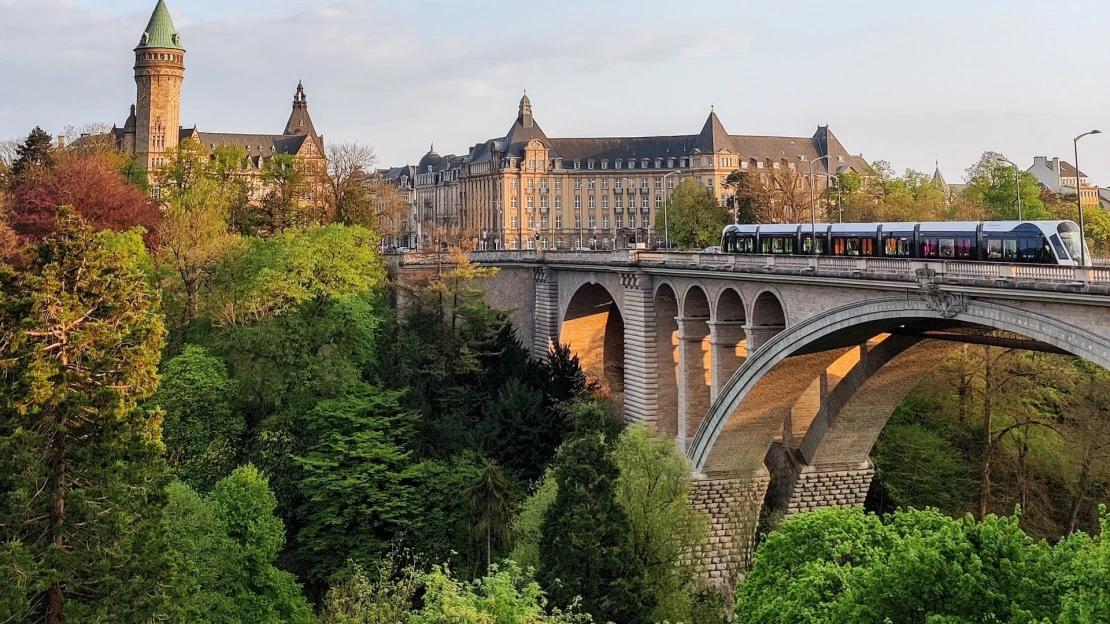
(642, 159), (649, 168)
(642, 198), (649, 210)
(511, 216), (519, 228)
(574, 215), (581, 228)
(555, 196), (562, 208)
(654, 178), (662, 189)
(574, 161), (581, 170)
(575, 196), (581, 209)
(629, 215), (637, 228)
(602, 196), (609, 209)
(589, 216), (596, 228)
(511, 239), (519, 249)
(615, 179), (622, 190)
(668, 178), (676, 189)
(741, 161), (749, 169)
(527, 179), (534, 190)
(588, 179), (596, 189)
(528, 215), (535, 229)
(655, 195), (662, 207)
(588, 196), (596, 209)
(616, 197), (623, 209)
(615, 159), (622, 169)
(703, 157), (710, 166)
(555, 179), (562, 189)
(511, 179), (517, 189)
(668, 158), (675, 168)
(526, 238), (535, 249)
(629, 159), (636, 169)
(588, 160), (595, 170)
(541, 196), (548, 209)
(511, 196), (518, 208)
(540, 179), (547, 190)
(601, 160), (608, 169)
(527, 196), (534, 209)
(574, 179), (582, 189)
(528, 160), (536, 170)
(603, 216), (610, 229)
(555, 216), (563, 229)
(602, 180), (609, 190)
(616, 216), (624, 228)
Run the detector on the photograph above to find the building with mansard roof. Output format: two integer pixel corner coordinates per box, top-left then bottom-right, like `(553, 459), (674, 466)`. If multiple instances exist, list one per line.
(107, 1), (325, 198)
(421, 94), (872, 251)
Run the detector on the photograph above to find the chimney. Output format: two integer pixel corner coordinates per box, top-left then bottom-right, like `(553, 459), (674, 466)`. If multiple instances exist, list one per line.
(57, 135), (66, 149)
(1053, 157), (1062, 190)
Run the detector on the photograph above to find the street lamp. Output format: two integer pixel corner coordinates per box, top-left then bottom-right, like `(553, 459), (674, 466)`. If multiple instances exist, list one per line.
(804, 155), (832, 254)
(661, 170), (682, 250)
(998, 157), (1023, 220)
(1074, 130), (1101, 267)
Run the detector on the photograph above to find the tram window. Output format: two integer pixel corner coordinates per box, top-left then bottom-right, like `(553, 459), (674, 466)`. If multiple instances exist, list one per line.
(956, 238), (973, 259)
(1003, 239), (1017, 260)
(861, 238), (875, 256)
(833, 238), (845, 255)
(844, 238), (860, 256)
(884, 237), (912, 257)
(803, 236), (826, 254)
(987, 239), (1002, 259)
(939, 238), (955, 258)
(739, 236), (754, 253)
(1018, 238), (1039, 262)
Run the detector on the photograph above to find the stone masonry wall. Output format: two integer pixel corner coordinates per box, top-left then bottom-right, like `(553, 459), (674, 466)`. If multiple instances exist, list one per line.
(689, 472), (770, 587)
(784, 461), (875, 517)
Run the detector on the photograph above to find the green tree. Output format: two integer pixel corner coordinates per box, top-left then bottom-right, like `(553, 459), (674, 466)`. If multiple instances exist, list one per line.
(539, 434), (653, 624)
(1060, 507), (1110, 622)
(319, 555), (420, 624)
(613, 425), (710, 623)
(412, 562), (594, 624)
(165, 466), (314, 624)
(465, 463), (513, 571)
(735, 507), (1082, 624)
(260, 153), (312, 234)
(292, 384), (420, 585)
(659, 178), (729, 249)
(965, 151), (1048, 220)
(154, 138), (209, 196)
(152, 345), (243, 491)
(0, 210), (173, 622)
(10, 126), (55, 182)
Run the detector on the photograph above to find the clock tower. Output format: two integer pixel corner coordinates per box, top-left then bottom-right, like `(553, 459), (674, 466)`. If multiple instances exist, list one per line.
(133, 0), (184, 174)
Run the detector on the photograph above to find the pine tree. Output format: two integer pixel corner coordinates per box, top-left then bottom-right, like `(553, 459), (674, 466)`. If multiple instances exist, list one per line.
(539, 434), (654, 624)
(10, 126), (55, 180)
(0, 209), (174, 622)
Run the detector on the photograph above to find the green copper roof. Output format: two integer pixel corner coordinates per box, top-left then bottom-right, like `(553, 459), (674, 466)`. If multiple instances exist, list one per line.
(136, 1), (183, 50)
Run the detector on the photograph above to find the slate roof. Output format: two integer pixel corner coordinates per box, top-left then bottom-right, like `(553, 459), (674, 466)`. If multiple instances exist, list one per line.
(189, 130), (311, 159)
(1047, 159), (1087, 178)
(136, 0), (183, 51)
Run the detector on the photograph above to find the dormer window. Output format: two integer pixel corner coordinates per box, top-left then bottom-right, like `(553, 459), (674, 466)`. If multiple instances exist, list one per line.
(641, 159), (648, 168)
(667, 158), (675, 168)
(601, 160), (608, 169)
(629, 160), (635, 169)
(615, 159), (622, 169)
(574, 160), (580, 170)
(655, 159), (662, 168)
(588, 160), (595, 170)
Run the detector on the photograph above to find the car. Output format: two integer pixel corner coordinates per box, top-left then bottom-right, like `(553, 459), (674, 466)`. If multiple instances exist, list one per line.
(703, 246), (722, 254)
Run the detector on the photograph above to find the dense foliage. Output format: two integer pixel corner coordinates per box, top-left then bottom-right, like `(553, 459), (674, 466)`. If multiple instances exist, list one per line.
(735, 506), (1110, 623)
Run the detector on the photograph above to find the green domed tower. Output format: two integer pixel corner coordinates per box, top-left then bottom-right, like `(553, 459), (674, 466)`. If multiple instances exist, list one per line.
(133, 0), (185, 175)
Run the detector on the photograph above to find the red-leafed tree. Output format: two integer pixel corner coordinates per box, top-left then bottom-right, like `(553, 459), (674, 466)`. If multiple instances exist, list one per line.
(8, 154), (161, 245)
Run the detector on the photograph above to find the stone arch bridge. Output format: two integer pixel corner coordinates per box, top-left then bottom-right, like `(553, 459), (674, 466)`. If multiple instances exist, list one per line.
(392, 249), (1110, 580)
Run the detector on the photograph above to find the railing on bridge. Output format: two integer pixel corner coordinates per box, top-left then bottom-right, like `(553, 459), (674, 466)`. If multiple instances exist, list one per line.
(459, 249), (1109, 285)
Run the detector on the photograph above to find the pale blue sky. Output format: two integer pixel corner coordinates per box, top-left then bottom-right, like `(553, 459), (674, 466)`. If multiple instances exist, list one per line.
(2, 0), (1108, 184)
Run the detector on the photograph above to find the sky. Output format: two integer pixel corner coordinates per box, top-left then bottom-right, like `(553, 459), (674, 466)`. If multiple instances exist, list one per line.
(1, 0), (1108, 186)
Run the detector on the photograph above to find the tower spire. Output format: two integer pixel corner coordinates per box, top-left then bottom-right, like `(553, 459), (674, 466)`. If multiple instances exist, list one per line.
(136, 0), (184, 51)
(284, 81), (317, 137)
(518, 91), (533, 128)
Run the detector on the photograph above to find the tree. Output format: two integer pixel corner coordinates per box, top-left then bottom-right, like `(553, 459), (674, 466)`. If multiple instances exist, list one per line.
(657, 178), (729, 249)
(613, 425), (710, 623)
(202, 224), (386, 326)
(152, 346), (243, 491)
(965, 151), (1048, 220)
(8, 153), (161, 244)
(165, 466), (314, 624)
(1061, 365), (1110, 535)
(0, 210), (172, 622)
(324, 142), (378, 225)
(412, 562), (594, 624)
(154, 138), (210, 196)
(10, 126), (55, 182)
(158, 177), (242, 325)
(465, 463), (513, 571)
(735, 507), (1081, 624)
(539, 434), (653, 624)
(292, 385), (421, 585)
(319, 554), (420, 624)
(723, 170), (765, 224)
(260, 153), (313, 234)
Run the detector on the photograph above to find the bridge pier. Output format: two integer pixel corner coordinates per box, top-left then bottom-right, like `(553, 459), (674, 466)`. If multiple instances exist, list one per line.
(533, 268), (559, 359)
(765, 445), (874, 517)
(621, 272), (658, 425)
(709, 321), (747, 403)
(690, 469), (770, 587)
(745, 324), (783, 352)
(677, 317), (712, 449)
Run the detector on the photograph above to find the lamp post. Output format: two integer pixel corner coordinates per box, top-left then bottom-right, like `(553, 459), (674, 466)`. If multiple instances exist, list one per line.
(804, 155), (832, 254)
(998, 157), (1023, 220)
(1074, 130), (1102, 266)
(662, 170), (682, 250)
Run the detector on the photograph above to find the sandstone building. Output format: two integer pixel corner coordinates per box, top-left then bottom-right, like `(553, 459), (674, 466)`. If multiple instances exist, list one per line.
(415, 95), (871, 250)
(110, 1), (325, 198)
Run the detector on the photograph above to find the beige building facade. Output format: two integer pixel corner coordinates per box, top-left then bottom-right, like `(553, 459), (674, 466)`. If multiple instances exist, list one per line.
(416, 95), (870, 251)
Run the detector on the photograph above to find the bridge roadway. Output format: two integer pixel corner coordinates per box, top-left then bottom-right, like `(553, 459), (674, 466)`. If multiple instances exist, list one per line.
(392, 249), (1110, 581)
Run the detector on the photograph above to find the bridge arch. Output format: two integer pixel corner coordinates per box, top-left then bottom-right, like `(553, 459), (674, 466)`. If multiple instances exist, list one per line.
(689, 296), (1110, 476)
(749, 288), (787, 351)
(653, 283), (681, 438)
(561, 282), (625, 395)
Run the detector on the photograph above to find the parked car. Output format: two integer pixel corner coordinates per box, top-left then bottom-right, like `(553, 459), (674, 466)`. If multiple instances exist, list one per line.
(704, 246), (722, 253)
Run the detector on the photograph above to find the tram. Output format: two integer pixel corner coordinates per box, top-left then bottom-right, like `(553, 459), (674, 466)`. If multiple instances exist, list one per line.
(720, 221), (1090, 266)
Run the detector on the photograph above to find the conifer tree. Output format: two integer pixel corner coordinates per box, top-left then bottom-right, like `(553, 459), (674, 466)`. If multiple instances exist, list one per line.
(10, 126), (55, 181)
(0, 209), (173, 623)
